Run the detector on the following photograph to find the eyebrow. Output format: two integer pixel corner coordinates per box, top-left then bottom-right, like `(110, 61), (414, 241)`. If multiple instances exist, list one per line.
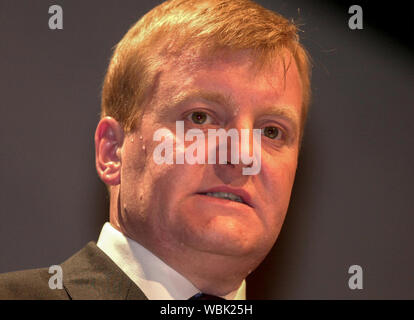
(161, 89), (299, 134)
(261, 105), (299, 136)
(163, 89), (236, 111)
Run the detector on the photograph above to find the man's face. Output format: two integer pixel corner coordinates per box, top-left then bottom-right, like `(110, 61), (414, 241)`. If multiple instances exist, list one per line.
(118, 49), (303, 264)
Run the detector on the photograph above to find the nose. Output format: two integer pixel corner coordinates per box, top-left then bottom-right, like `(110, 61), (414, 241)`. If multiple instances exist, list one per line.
(227, 118), (256, 166)
(221, 135), (253, 170)
(212, 119), (256, 181)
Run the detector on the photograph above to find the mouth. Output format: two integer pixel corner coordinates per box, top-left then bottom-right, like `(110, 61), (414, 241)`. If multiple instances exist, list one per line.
(197, 187), (253, 208)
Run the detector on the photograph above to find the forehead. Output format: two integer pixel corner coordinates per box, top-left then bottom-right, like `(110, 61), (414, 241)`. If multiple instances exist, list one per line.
(150, 48), (303, 120)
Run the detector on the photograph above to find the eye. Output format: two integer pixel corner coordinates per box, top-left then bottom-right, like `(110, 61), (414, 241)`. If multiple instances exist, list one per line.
(187, 111), (213, 125)
(262, 126), (283, 140)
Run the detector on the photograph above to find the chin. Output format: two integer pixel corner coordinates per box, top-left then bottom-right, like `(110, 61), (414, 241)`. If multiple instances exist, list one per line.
(178, 214), (268, 257)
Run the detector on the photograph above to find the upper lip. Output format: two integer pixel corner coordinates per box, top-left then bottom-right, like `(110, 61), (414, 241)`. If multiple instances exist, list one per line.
(197, 186), (254, 208)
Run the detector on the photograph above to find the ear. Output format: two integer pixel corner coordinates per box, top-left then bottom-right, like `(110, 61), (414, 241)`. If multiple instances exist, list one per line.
(94, 116), (124, 186)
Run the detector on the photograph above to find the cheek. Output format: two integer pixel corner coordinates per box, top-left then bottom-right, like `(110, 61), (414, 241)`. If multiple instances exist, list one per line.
(261, 151), (298, 190)
(139, 162), (207, 243)
(138, 141), (206, 213)
(259, 153), (298, 221)
(121, 140), (147, 190)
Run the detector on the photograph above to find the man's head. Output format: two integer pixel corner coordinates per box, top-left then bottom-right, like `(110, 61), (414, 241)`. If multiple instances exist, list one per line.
(95, 0), (311, 294)
(100, 0), (311, 138)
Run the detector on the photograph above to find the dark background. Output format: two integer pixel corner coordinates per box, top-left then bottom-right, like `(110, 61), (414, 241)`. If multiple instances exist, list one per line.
(0, 0), (413, 299)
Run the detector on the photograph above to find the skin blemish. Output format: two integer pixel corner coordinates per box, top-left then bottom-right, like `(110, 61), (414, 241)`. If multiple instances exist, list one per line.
(233, 106), (240, 117)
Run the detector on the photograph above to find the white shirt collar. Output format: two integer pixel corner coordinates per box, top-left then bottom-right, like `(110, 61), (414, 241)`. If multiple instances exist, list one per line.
(97, 222), (246, 300)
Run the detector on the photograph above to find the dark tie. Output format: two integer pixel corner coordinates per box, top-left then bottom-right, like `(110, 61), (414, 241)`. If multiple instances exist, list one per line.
(188, 292), (225, 300)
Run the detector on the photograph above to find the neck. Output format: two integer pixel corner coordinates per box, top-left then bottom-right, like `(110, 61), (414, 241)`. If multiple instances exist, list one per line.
(155, 245), (256, 296)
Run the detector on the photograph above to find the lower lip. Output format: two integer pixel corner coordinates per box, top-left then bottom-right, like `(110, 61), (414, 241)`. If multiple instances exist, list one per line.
(195, 193), (252, 209)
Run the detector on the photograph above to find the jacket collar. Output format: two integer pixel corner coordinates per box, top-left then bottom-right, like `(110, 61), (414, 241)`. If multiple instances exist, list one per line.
(61, 242), (146, 300)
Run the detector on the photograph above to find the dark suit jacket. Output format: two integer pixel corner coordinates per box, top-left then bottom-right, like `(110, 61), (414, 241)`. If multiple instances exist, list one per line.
(0, 242), (147, 300)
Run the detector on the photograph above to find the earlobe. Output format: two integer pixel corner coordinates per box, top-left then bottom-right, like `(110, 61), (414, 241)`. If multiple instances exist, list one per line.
(94, 117), (124, 186)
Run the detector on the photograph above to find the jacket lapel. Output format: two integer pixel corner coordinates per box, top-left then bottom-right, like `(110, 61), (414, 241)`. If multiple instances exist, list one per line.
(61, 242), (147, 300)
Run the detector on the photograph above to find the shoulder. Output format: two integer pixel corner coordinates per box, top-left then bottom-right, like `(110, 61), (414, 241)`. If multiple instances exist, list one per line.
(0, 242), (146, 300)
(0, 267), (69, 300)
